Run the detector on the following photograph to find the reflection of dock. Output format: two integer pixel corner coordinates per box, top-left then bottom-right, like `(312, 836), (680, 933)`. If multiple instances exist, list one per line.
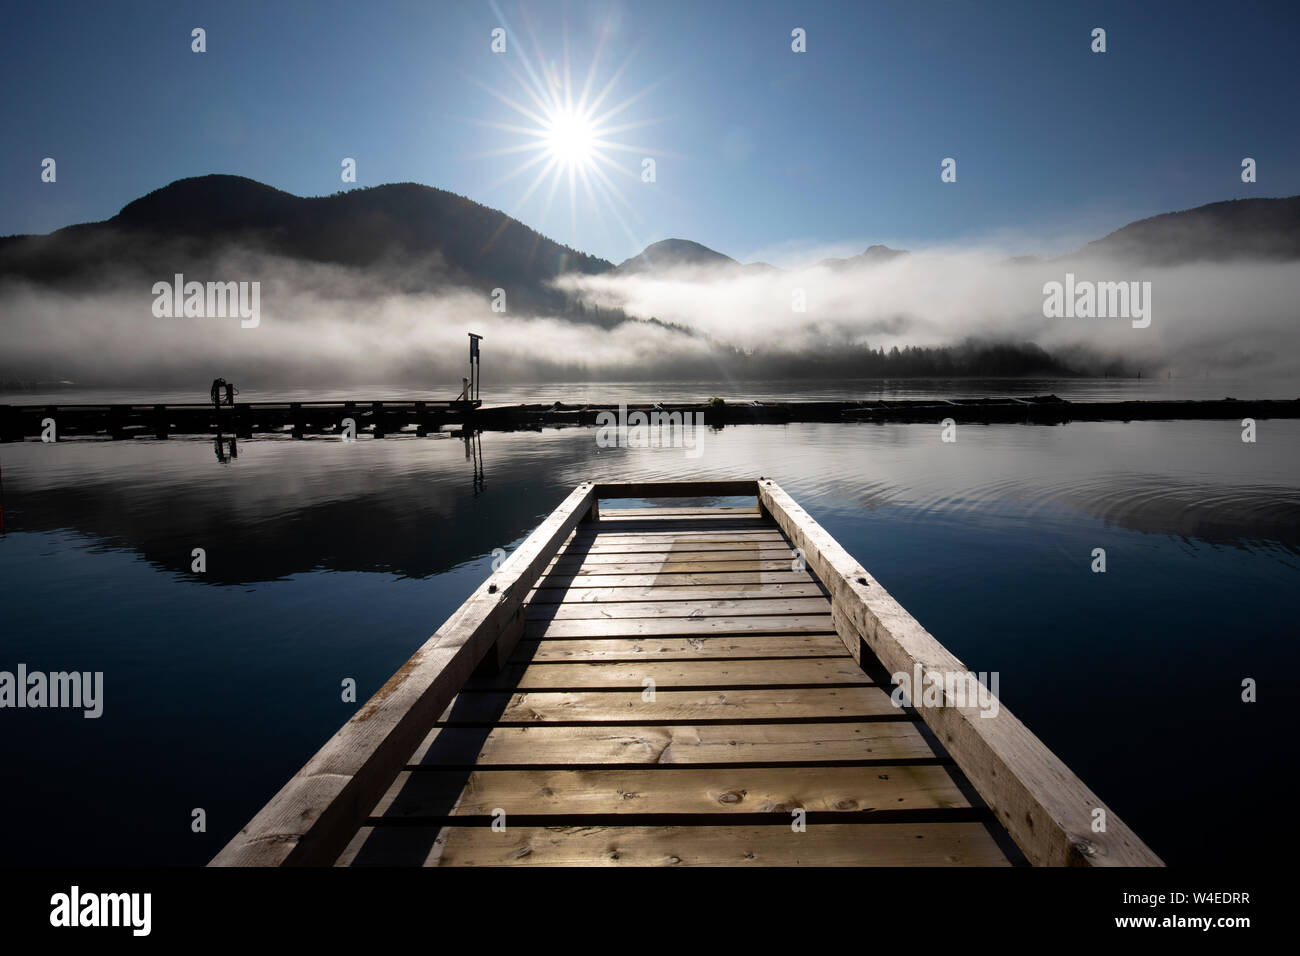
(3, 395), (1296, 441)
(464, 430), (484, 493)
(211, 479), (1162, 867)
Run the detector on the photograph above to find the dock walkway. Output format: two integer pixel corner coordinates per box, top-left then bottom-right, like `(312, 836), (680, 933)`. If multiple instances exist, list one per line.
(211, 480), (1162, 867)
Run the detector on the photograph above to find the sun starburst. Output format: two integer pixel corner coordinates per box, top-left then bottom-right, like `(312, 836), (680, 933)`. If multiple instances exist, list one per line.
(465, 8), (668, 247)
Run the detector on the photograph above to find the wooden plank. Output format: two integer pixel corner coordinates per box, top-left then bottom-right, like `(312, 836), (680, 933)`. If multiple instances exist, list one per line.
(543, 559), (806, 575)
(549, 548), (798, 566)
(343, 822), (1011, 866)
(408, 721), (941, 766)
(209, 481), (599, 867)
(467, 658), (871, 690)
(595, 515), (769, 526)
(591, 521), (772, 534)
(571, 530), (785, 544)
(757, 478), (1162, 867)
(533, 571), (816, 588)
(528, 582), (827, 604)
(371, 765), (970, 818)
(510, 634), (851, 661)
(437, 686), (899, 723)
(525, 614), (836, 639)
(574, 539), (786, 554)
(525, 597), (831, 620)
(568, 536), (784, 550)
(593, 480), (758, 498)
(598, 506), (760, 517)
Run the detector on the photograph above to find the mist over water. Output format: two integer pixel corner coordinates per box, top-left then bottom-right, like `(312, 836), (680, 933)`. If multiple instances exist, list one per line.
(0, 417), (1294, 866)
(562, 252), (1300, 377)
(3, 234), (1299, 387)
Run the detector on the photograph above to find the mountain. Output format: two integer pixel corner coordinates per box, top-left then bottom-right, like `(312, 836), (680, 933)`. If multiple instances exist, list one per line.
(0, 174), (615, 318)
(817, 244), (909, 270)
(3, 176), (1297, 314)
(1070, 196), (1300, 265)
(614, 239), (913, 275)
(615, 238), (738, 273)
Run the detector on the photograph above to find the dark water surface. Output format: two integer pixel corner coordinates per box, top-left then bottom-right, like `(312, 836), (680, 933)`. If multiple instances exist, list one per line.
(0, 411), (1295, 865)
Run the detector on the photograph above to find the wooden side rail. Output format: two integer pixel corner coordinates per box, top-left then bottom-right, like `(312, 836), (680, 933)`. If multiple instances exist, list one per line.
(592, 480), (759, 499)
(587, 480), (760, 522)
(756, 477), (1163, 867)
(210, 481), (598, 866)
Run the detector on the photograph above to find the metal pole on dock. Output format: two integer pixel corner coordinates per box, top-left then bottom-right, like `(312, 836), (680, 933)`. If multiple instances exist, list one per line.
(467, 332), (483, 402)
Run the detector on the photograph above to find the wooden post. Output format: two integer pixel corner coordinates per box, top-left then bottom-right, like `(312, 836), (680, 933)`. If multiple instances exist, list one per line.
(473, 604), (525, 676)
(108, 404), (128, 440)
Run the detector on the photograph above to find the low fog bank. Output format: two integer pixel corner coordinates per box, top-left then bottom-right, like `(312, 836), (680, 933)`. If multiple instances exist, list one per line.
(562, 249), (1300, 380)
(1, 243), (1296, 389)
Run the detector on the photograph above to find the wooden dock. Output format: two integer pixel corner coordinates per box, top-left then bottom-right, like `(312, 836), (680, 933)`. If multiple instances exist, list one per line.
(210, 479), (1162, 867)
(3, 395), (1297, 441)
(0, 398), (482, 442)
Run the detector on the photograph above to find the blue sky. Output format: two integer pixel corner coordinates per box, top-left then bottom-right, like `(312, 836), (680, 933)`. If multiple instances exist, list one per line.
(3, 0), (1297, 264)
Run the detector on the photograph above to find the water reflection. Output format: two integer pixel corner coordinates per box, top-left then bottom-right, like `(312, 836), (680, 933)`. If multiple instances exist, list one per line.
(464, 430), (485, 494)
(213, 433), (238, 464)
(0, 421), (1296, 586)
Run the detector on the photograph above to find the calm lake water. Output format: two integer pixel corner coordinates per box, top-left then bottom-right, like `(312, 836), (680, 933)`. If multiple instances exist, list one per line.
(0, 381), (1296, 866)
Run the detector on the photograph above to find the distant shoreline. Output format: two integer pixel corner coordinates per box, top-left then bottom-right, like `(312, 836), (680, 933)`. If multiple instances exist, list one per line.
(3, 394), (1297, 443)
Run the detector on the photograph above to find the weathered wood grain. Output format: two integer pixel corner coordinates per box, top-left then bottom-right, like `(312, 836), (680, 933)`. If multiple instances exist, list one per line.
(437, 686), (898, 723)
(510, 633), (850, 661)
(528, 582), (826, 604)
(524, 597), (831, 620)
(407, 721), (941, 767)
(370, 765), (969, 819)
(342, 822), (1011, 867)
(465, 658), (872, 690)
(524, 613), (837, 639)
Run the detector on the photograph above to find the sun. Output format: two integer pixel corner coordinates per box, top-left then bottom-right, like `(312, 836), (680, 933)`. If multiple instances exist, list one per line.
(465, 20), (666, 242)
(543, 107), (597, 170)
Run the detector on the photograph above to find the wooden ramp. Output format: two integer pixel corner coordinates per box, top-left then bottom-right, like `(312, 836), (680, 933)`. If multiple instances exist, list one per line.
(211, 480), (1162, 867)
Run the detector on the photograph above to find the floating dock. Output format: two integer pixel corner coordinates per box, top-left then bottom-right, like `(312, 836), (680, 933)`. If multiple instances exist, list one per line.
(210, 479), (1161, 867)
(2, 395), (1296, 441)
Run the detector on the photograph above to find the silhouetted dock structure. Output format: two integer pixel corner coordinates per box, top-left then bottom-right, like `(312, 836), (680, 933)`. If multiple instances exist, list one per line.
(211, 479), (1162, 867)
(2, 395), (1296, 441)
